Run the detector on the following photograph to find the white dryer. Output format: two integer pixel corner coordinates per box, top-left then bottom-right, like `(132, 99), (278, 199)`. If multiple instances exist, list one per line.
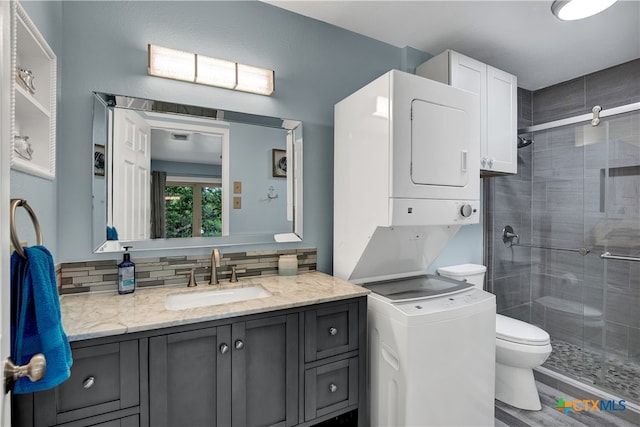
(364, 274), (496, 427)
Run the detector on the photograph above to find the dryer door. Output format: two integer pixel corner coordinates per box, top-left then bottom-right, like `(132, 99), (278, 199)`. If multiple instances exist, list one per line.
(410, 99), (469, 188)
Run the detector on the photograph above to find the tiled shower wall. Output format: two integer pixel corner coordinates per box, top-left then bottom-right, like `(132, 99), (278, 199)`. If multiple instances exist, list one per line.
(485, 58), (640, 360)
(483, 87), (534, 320)
(57, 248), (317, 294)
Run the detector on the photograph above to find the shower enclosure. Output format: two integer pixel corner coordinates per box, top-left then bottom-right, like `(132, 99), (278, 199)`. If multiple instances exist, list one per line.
(486, 104), (640, 405)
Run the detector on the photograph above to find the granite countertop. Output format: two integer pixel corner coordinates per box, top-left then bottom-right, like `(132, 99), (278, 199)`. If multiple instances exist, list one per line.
(60, 271), (369, 342)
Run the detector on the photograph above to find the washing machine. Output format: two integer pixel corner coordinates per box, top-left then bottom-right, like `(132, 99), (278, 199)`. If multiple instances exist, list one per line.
(364, 274), (496, 427)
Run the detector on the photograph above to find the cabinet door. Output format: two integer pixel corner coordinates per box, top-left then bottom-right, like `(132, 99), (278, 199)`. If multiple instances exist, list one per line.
(450, 51), (488, 168)
(231, 314), (298, 427)
(148, 326), (231, 427)
(487, 65), (517, 174)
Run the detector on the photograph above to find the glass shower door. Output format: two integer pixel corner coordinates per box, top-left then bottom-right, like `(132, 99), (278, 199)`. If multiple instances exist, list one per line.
(535, 109), (640, 405)
(585, 110), (640, 403)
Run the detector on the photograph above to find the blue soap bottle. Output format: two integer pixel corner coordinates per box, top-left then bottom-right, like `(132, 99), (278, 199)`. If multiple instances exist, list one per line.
(118, 246), (136, 294)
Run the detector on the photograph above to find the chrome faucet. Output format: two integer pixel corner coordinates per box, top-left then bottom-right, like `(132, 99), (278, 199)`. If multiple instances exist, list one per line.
(209, 248), (220, 285)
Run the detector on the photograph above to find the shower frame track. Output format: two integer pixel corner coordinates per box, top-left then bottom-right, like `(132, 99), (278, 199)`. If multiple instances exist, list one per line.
(519, 101), (640, 134)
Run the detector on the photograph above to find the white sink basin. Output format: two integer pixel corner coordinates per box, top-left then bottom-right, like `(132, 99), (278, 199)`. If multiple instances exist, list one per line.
(166, 285), (272, 310)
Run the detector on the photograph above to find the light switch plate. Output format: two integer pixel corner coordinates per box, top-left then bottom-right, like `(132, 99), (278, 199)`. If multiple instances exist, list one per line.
(233, 197), (242, 209)
(233, 181), (242, 194)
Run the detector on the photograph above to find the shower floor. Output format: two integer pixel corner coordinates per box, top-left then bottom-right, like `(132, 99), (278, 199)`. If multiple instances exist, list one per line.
(544, 338), (640, 404)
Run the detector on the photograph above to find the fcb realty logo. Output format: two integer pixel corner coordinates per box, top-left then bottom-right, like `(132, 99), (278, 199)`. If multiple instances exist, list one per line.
(554, 397), (626, 414)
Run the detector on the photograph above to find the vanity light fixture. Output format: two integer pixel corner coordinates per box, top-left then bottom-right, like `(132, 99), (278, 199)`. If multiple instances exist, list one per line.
(147, 44), (275, 96)
(551, 0), (617, 21)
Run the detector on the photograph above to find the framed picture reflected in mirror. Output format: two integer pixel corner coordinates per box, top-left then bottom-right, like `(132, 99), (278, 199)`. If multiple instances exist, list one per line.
(94, 144), (105, 176)
(272, 149), (286, 178)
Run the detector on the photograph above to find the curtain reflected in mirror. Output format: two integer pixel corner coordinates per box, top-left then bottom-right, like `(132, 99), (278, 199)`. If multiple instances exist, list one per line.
(150, 171), (166, 238)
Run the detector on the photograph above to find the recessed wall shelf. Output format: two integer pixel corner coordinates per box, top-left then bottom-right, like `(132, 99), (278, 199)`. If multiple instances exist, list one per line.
(10, 1), (57, 180)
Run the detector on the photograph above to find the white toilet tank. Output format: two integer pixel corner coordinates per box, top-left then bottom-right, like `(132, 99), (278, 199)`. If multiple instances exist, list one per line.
(437, 264), (486, 289)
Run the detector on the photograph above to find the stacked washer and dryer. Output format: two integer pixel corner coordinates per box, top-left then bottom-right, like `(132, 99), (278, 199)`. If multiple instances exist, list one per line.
(334, 70), (497, 426)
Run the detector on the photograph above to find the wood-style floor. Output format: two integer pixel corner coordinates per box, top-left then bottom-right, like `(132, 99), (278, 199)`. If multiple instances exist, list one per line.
(495, 381), (638, 427)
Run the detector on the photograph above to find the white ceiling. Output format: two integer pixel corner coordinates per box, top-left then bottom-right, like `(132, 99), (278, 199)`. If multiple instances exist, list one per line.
(264, 0), (640, 90)
(150, 129), (222, 165)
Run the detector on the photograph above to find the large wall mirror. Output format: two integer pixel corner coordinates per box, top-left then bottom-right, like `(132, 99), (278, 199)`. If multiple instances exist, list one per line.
(92, 92), (303, 253)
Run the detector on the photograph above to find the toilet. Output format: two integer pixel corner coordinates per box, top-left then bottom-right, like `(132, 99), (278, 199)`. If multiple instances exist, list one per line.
(437, 264), (552, 411)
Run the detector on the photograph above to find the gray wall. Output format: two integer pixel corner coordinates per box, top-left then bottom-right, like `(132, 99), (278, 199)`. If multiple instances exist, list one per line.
(12, 1), (484, 275)
(486, 59), (640, 363)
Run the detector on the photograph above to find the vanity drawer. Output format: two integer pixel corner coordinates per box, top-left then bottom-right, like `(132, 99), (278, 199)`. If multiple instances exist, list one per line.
(33, 340), (139, 426)
(304, 357), (358, 421)
(305, 302), (358, 362)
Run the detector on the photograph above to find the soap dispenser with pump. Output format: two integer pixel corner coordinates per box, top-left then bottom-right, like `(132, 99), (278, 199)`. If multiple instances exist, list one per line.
(117, 246), (136, 294)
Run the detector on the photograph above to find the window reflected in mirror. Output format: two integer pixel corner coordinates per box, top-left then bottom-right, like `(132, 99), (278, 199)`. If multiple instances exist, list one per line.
(164, 181), (222, 238)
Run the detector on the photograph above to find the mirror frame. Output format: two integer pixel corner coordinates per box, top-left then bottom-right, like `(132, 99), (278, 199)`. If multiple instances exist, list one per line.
(91, 92), (303, 253)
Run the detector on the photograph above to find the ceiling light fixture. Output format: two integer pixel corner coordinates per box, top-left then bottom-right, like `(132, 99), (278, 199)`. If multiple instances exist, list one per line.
(147, 44), (275, 96)
(551, 0), (617, 21)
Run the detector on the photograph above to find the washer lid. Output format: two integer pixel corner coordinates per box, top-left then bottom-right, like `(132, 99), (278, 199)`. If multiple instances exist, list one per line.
(496, 315), (550, 345)
(362, 274), (472, 302)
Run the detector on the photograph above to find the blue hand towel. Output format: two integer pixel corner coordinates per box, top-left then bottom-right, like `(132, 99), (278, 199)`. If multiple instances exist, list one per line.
(10, 246), (73, 394)
(107, 226), (119, 241)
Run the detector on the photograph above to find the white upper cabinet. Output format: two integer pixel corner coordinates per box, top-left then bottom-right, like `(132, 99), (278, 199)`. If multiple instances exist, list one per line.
(10, 1), (57, 180)
(417, 50), (517, 175)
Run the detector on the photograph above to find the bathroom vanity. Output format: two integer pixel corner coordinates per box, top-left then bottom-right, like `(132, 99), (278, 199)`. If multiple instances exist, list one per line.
(12, 272), (368, 427)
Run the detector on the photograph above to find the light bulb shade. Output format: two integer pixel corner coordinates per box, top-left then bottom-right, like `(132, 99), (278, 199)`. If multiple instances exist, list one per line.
(147, 44), (275, 96)
(236, 64), (275, 96)
(551, 0), (617, 20)
(196, 55), (237, 89)
(148, 44), (195, 82)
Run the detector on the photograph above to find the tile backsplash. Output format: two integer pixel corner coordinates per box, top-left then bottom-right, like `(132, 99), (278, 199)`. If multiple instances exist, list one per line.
(58, 248), (317, 295)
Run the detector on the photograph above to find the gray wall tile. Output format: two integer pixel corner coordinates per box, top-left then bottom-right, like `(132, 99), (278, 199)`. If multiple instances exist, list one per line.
(586, 59), (640, 111)
(533, 77), (585, 124)
(605, 321), (629, 358)
(532, 59), (640, 125)
(518, 87), (533, 129)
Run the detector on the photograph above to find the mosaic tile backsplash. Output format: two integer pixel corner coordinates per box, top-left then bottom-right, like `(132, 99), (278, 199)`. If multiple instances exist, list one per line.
(58, 248), (317, 295)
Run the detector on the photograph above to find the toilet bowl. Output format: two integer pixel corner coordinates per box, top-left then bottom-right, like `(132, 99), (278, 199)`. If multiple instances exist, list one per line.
(495, 313), (551, 410)
(437, 264), (552, 411)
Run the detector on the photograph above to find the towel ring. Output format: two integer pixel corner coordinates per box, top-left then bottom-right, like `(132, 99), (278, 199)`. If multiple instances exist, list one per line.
(10, 199), (43, 259)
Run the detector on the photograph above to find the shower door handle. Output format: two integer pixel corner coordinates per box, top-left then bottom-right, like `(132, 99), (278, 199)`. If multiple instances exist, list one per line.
(601, 252), (640, 262)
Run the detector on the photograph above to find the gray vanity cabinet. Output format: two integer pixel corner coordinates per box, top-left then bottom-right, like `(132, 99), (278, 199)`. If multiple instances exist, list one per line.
(148, 313), (299, 427)
(12, 296), (366, 427)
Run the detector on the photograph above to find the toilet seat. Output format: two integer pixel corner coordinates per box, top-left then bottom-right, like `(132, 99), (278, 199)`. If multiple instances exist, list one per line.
(496, 314), (550, 346)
